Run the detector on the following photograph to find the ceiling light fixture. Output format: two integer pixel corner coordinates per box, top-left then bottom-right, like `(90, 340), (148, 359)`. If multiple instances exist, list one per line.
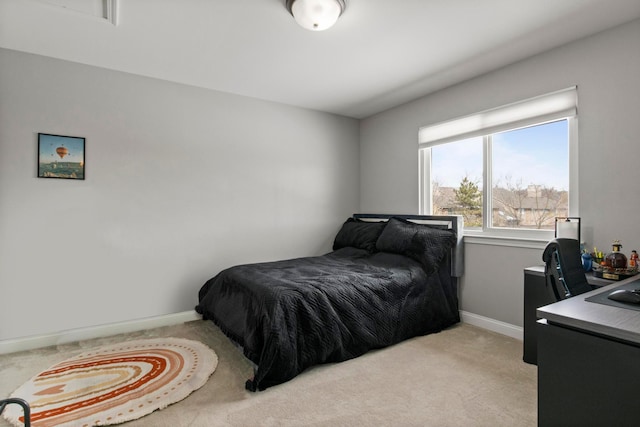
(285, 0), (346, 31)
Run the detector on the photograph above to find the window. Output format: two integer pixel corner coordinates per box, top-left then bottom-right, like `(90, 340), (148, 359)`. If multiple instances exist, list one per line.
(419, 87), (578, 239)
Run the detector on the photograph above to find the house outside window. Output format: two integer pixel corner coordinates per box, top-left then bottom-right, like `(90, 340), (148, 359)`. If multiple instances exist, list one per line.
(419, 87), (578, 241)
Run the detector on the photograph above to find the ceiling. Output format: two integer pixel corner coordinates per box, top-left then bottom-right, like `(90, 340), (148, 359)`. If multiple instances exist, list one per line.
(1, 0), (640, 119)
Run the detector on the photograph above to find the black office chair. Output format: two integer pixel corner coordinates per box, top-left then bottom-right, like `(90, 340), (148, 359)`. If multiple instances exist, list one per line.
(0, 398), (30, 427)
(542, 238), (592, 301)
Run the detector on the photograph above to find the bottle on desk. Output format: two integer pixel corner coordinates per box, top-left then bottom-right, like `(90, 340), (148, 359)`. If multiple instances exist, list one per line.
(581, 252), (593, 272)
(605, 240), (627, 269)
(629, 250), (638, 270)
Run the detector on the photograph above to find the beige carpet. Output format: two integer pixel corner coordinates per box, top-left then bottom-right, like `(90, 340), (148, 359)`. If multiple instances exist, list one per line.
(0, 321), (536, 427)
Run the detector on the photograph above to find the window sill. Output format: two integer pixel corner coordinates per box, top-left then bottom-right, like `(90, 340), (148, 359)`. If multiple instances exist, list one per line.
(463, 233), (551, 249)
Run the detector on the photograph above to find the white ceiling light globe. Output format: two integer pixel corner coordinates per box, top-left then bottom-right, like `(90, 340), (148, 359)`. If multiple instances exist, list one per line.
(291, 0), (343, 31)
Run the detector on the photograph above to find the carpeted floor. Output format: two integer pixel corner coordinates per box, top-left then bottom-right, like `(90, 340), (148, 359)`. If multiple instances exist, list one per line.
(0, 321), (536, 427)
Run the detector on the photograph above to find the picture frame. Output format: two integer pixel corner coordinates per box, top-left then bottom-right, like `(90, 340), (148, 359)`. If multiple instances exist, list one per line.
(38, 133), (85, 180)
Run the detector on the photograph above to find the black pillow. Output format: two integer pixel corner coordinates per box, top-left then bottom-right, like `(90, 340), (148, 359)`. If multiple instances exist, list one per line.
(333, 218), (387, 252)
(375, 217), (457, 273)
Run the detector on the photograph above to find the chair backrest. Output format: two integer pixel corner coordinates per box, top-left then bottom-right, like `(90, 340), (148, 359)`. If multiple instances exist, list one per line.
(542, 238), (592, 300)
(0, 398), (31, 427)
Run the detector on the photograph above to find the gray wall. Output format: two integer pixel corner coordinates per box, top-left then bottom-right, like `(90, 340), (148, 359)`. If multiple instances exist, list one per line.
(0, 48), (360, 341)
(360, 19), (640, 327)
(2, 18), (638, 342)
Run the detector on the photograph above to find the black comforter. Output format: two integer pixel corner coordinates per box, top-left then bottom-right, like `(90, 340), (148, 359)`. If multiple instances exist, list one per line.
(195, 246), (459, 391)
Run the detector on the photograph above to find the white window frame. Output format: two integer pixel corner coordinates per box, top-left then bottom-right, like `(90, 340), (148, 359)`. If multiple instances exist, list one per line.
(418, 87), (579, 244)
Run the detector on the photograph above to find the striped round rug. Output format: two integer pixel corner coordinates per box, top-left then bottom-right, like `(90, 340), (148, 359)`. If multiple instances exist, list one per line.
(3, 337), (218, 427)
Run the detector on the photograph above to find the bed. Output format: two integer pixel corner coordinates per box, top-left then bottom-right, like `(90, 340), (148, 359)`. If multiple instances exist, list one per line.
(195, 214), (464, 391)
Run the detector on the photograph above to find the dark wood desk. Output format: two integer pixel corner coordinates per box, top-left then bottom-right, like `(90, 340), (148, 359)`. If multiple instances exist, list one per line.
(537, 277), (640, 427)
(523, 266), (612, 364)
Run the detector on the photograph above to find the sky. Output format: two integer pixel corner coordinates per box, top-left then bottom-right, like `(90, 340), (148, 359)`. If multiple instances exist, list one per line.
(431, 120), (569, 191)
(38, 133), (85, 164)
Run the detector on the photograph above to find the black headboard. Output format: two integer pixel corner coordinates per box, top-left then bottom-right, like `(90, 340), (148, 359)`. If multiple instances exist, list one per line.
(352, 214), (464, 278)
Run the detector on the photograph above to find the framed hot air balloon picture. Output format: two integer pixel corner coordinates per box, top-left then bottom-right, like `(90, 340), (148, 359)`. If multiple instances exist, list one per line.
(38, 133), (85, 180)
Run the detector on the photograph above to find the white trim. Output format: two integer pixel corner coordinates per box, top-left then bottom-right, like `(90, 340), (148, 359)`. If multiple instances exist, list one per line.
(1, 309), (522, 355)
(0, 310), (200, 355)
(418, 149), (431, 214)
(105, 0), (119, 26)
(460, 310), (523, 341)
(568, 116), (579, 213)
(463, 234), (550, 250)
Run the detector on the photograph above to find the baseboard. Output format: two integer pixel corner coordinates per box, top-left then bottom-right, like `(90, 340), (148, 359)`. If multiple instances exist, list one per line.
(1, 309), (521, 355)
(460, 310), (523, 341)
(0, 310), (201, 355)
